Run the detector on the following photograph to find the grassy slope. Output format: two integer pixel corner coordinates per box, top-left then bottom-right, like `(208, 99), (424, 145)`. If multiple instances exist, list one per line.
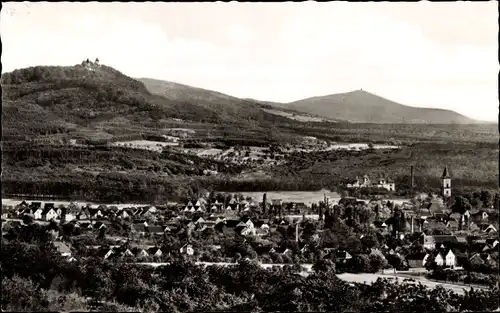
(274, 90), (478, 124)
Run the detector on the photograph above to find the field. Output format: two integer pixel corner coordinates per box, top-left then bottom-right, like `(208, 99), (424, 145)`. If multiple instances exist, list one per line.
(111, 140), (179, 152)
(262, 108), (330, 122)
(235, 190), (410, 206)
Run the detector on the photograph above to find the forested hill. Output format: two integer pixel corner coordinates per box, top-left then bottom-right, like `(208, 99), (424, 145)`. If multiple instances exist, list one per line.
(272, 90), (478, 124)
(0, 63), (296, 142)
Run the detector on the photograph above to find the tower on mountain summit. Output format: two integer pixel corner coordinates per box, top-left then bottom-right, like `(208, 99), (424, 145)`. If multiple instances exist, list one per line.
(441, 165), (451, 198)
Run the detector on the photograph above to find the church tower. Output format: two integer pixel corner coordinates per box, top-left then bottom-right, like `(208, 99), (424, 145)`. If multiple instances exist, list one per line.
(441, 165), (451, 199)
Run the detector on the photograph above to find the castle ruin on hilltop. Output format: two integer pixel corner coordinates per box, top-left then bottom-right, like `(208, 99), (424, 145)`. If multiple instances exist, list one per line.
(81, 58), (101, 71)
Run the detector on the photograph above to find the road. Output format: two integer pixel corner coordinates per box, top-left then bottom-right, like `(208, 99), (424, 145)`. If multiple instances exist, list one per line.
(335, 272), (487, 295)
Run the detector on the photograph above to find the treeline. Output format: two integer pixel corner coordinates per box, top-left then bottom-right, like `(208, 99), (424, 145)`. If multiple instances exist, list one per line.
(1, 175), (324, 204)
(1, 65), (148, 93)
(2, 143), (245, 174)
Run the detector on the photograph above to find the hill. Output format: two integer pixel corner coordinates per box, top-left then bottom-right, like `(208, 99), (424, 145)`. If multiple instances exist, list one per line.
(272, 90), (478, 124)
(1, 63), (297, 143)
(138, 78), (278, 122)
(139, 78), (343, 124)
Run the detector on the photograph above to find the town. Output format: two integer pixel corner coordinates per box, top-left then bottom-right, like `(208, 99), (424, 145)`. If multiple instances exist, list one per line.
(3, 166), (498, 287)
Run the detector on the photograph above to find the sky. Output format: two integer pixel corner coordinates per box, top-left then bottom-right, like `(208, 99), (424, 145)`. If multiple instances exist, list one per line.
(1, 1), (498, 121)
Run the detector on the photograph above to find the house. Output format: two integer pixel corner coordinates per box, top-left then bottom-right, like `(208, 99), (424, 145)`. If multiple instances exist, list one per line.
(42, 208), (58, 221)
(55, 206), (64, 217)
(374, 177), (396, 192)
(373, 220), (388, 229)
(186, 221), (196, 230)
(97, 205), (109, 212)
(255, 228), (269, 237)
(33, 208), (44, 220)
(1, 206), (11, 219)
(347, 175), (370, 188)
(421, 234), (458, 250)
(435, 253), (445, 266)
(180, 244), (194, 256)
(407, 252), (430, 268)
(93, 222), (107, 231)
(469, 253), (486, 266)
(254, 220), (270, 230)
(299, 244), (311, 254)
(117, 209), (132, 219)
(444, 249), (456, 268)
(134, 219), (149, 227)
(470, 210), (489, 223)
(241, 217), (254, 228)
(225, 219), (241, 228)
(67, 202), (80, 214)
(235, 222), (252, 236)
(446, 219), (460, 231)
(76, 222), (93, 230)
(147, 225), (164, 235)
(486, 238), (499, 249)
(270, 247), (292, 255)
(434, 213), (449, 223)
(194, 217), (205, 225)
(43, 202), (55, 210)
(87, 208), (103, 219)
(228, 198), (237, 205)
(206, 216), (226, 225)
(53, 241), (72, 258)
(15, 201), (29, 210)
(456, 236), (467, 244)
(416, 207), (432, 218)
(346, 175), (395, 191)
(132, 224), (146, 233)
(163, 225), (178, 233)
(422, 220), (448, 234)
(96, 247), (114, 259)
(196, 221), (216, 232)
(132, 247), (149, 259)
(449, 212), (462, 221)
(147, 247), (163, 257)
(30, 202), (42, 210)
(478, 223), (497, 234)
(334, 250), (352, 263)
(426, 201), (445, 216)
(63, 212), (76, 222)
(76, 211), (89, 220)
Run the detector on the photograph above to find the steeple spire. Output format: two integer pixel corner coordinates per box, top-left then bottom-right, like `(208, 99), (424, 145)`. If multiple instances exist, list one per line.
(442, 165), (450, 178)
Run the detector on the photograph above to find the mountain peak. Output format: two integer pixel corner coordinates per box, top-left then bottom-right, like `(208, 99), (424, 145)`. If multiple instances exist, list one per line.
(281, 90), (477, 124)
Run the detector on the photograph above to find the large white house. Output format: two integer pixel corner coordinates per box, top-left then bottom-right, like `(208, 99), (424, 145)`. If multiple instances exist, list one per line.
(445, 250), (456, 268)
(347, 175), (395, 192)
